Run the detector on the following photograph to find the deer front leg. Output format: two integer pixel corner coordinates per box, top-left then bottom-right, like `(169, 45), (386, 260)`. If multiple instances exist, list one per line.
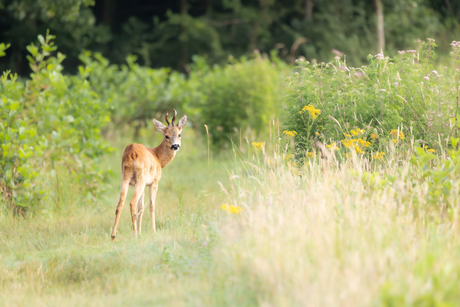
(149, 183), (158, 234)
(130, 184), (145, 237)
(137, 190), (145, 235)
(111, 179), (130, 241)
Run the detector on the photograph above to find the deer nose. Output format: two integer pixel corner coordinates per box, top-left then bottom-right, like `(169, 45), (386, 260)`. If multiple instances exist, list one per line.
(171, 144), (180, 150)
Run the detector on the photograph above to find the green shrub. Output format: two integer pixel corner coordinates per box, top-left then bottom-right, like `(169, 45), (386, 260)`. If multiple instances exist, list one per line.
(407, 137), (460, 218)
(283, 39), (459, 160)
(81, 51), (287, 149)
(0, 32), (112, 213)
(194, 52), (287, 149)
(1, 67), (44, 211)
(78, 52), (204, 135)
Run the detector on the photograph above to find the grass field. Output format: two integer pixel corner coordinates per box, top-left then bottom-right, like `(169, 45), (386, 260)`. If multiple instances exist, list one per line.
(2, 126), (460, 306)
(0, 127), (232, 306)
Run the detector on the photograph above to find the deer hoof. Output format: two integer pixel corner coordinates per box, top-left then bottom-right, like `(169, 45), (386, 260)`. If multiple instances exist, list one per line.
(111, 235), (116, 241)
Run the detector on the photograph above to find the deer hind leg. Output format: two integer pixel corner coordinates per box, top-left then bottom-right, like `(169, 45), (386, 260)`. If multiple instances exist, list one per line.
(149, 183), (158, 234)
(136, 190), (145, 235)
(111, 179), (130, 241)
(130, 183), (145, 237)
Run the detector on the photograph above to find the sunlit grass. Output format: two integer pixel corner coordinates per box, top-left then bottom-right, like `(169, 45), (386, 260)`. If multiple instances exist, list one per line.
(0, 127), (231, 306)
(2, 123), (460, 306)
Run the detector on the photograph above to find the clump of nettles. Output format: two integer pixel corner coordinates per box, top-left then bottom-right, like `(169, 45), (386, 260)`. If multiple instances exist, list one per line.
(283, 38), (459, 162)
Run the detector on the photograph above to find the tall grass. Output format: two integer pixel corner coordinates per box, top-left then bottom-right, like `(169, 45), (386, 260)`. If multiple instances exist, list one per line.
(2, 123), (460, 306)
(210, 145), (460, 306)
(2, 44), (460, 306)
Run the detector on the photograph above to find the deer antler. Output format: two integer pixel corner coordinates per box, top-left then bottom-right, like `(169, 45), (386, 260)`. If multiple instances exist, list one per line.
(165, 111), (170, 126)
(172, 109), (177, 126)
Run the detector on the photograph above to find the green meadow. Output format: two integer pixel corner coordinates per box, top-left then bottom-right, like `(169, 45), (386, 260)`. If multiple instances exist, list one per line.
(3, 32), (460, 306)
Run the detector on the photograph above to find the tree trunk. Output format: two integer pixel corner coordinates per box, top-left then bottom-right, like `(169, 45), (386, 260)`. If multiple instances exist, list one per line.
(101, 0), (112, 25)
(180, 0), (189, 73)
(305, 0), (313, 21)
(444, 0), (451, 14)
(375, 0), (385, 53)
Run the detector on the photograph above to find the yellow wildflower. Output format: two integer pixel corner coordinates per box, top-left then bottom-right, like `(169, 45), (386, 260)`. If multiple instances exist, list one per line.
(287, 161), (301, 175)
(358, 138), (371, 147)
(283, 130), (297, 137)
(351, 128), (365, 136)
(315, 131), (320, 136)
(342, 139), (356, 148)
(221, 204), (243, 214)
(370, 133), (379, 139)
(373, 152), (385, 160)
(291, 168), (302, 176)
(427, 148), (435, 153)
(299, 104), (321, 119)
(342, 138), (368, 154)
(326, 142), (340, 151)
(392, 139), (397, 143)
(306, 151), (315, 158)
(285, 154), (294, 160)
(390, 130), (405, 140)
(344, 133), (351, 138)
(251, 142), (265, 150)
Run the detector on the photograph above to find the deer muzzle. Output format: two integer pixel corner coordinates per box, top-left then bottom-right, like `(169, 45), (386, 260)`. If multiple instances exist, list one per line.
(171, 144), (180, 151)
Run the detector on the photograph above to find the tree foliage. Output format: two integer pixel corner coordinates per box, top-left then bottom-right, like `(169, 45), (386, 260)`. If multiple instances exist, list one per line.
(0, 31), (111, 212)
(0, 0), (459, 74)
(79, 49), (287, 149)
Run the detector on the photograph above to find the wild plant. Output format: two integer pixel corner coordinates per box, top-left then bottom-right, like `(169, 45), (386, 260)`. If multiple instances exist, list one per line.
(0, 32), (111, 213)
(283, 39), (459, 163)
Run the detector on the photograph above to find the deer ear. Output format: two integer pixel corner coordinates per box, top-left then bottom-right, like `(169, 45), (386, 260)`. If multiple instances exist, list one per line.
(152, 119), (166, 132)
(178, 115), (187, 130)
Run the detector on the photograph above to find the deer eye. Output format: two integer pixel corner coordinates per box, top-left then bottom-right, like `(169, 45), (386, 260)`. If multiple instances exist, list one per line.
(165, 135), (170, 139)
(178, 134), (181, 137)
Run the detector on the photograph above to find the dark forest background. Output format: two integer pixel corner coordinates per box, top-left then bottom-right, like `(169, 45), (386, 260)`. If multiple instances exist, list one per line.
(1, 0), (460, 75)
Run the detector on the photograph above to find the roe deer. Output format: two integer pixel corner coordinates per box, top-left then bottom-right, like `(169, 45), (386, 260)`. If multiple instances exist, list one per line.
(111, 109), (187, 240)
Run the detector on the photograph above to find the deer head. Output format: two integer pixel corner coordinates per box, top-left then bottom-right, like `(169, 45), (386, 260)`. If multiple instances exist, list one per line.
(152, 109), (187, 151)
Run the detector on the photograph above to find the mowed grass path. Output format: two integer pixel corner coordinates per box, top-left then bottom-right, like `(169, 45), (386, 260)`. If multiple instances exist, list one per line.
(0, 130), (233, 306)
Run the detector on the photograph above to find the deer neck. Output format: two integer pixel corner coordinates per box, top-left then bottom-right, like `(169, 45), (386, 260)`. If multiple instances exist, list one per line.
(152, 140), (177, 168)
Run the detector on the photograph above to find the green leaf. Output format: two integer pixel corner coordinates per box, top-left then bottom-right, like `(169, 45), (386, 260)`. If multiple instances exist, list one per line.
(26, 44), (38, 57)
(0, 43), (11, 57)
(37, 35), (45, 46)
(5, 169), (12, 180)
(9, 101), (20, 111)
(415, 147), (426, 156)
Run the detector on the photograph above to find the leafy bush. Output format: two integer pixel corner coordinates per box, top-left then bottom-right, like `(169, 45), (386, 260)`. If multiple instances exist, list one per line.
(283, 39), (459, 160)
(81, 51), (287, 149)
(78, 52), (204, 135)
(407, 137), (460, 217)
(0, 32), (112, 213)
(193, 52), (287, 149)
(0, 30), (287, 213)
